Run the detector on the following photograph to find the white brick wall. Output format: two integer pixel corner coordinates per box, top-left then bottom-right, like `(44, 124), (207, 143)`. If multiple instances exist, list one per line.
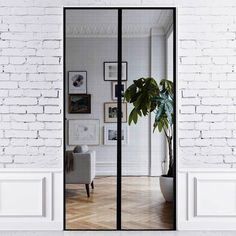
(0, 1), (63, 167)
(0, 0), (236, 169)
(177, 1), (236, 167)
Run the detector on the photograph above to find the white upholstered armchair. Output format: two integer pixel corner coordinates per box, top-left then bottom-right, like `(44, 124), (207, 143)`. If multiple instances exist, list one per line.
(66, 150), (96, 197)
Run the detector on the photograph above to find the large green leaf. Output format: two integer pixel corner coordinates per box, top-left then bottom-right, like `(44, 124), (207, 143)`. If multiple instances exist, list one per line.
(160, 79), (173, 95)
(155, 103), (164, 122)
(128, 108), (138, 125)
(124, 77), (173, 134)
(134, 78), (144, 88)
(124, 84), (137, 102)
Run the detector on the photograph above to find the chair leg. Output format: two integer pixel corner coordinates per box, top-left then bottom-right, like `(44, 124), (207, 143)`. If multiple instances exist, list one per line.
(91, 181), (94, 189)
(85, 184), (90, 197)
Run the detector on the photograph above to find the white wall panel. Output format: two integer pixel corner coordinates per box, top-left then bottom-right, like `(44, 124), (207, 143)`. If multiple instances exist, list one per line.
(178, 169), (236, 230)
(0, 170), (62, 230)
(0, 177), (44, 216)
(195, 178), (236, 217)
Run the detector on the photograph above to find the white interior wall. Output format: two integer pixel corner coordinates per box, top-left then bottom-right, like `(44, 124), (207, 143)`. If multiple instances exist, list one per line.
(166, 30), (173, 82)
(150, 31), (167, 175)
(66, 36), (166, 176)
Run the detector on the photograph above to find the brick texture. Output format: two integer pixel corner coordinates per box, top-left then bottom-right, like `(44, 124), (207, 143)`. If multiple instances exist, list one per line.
(0, 0), (236, 168)
(177, 2), (236, 167)
(0, 1), (63, 167)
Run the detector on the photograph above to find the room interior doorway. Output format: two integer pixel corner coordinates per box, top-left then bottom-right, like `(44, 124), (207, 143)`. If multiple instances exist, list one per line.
(63, 7), (177, 231)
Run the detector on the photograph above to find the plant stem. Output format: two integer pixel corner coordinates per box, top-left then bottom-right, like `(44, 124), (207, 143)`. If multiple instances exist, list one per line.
(164, 127), (173, 177)
(167, 138), (173, 177)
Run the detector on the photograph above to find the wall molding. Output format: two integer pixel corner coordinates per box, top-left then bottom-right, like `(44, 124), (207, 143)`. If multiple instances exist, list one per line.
(0, 169), (63, 230)
(178, 169), (236, 230)
(66, 10), (173, 38)
(66, 24), (166, 38)
(0, 177), (45, 217)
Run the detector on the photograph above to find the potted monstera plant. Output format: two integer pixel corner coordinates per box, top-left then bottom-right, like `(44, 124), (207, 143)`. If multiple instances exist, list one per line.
(124, 77), (174, 202)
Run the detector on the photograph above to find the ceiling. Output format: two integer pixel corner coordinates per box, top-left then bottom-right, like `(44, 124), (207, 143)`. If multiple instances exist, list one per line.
(66, 9), (173, 38)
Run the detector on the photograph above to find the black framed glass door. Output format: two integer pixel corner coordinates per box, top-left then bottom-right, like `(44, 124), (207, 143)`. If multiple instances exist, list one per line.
(121, 9), (175, 230)
(63, 7), (176, 231)
(64, 8), (118, 230)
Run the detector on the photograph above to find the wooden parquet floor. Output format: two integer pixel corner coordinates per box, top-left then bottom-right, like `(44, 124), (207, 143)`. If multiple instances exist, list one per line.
(66, 176), (173, 230)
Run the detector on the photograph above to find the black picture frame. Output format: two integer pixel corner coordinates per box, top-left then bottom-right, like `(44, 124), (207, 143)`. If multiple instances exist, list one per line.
(68, 71), (87, 94)
(104, 102), (127, 123)
(112, 81), (126, 100)
(68, 94), (91, 113)
(103, 61), (128, 81)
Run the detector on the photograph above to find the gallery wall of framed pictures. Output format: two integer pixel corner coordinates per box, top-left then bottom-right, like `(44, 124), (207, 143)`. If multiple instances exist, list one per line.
(68, 71), (91, 114)
(67, 61), (128, 146)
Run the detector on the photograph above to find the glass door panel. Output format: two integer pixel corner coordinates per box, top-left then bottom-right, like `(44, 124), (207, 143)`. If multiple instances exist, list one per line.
(121, 9), (175, 230)
(65, 9), (118, 230)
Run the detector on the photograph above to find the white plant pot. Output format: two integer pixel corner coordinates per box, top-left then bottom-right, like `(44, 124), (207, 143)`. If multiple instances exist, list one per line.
(159, 175), (173, 202)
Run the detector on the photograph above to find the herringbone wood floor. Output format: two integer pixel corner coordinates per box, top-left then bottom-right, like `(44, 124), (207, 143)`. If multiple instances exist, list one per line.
(66, 176), (173, 230)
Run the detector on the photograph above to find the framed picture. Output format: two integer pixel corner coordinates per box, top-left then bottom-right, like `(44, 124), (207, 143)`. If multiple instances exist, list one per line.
(68, 71), (87, 94)
(103, 61), (127, 81)
(104, 102), (127, 123)
(112, 81), (127, 100)
(69, 94), (91, 113)
(68, 120), (100, 145)
(104, 124), (128, 145)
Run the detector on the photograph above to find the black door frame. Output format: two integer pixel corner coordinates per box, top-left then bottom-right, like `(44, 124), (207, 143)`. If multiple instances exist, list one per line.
(63, 7), (177, 231)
